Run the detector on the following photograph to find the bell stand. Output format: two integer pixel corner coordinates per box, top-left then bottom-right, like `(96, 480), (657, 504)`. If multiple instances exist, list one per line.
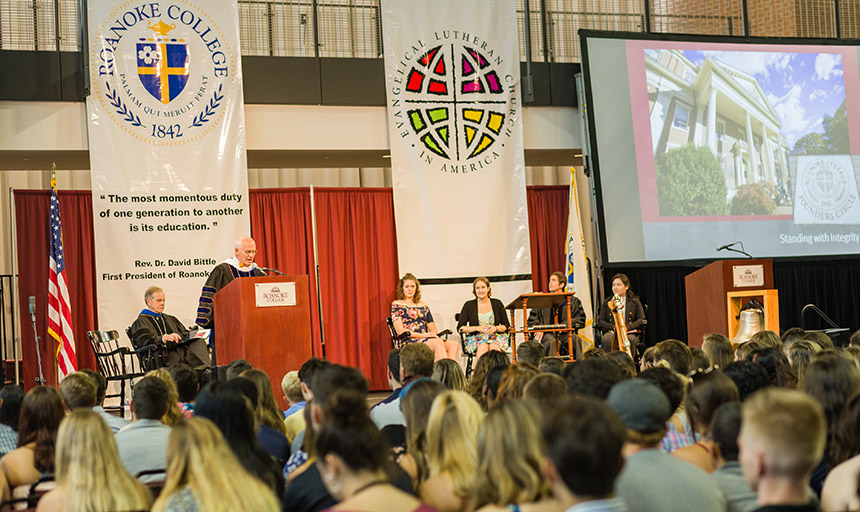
(726, 289), (779, 345)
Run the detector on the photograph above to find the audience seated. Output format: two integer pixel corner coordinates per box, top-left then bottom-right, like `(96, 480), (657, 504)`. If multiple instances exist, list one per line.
(115, 376), (172, 482)
(537, 357), (565, 376)
(541, 395), (628, 512)
(690, 346), (711, 373)
(515, 342), (544, 368)
(420, 390), (483, 512)
(281, 370), (306, 444)
(565, 358), (626, 400)
(0, 386), (64, 494)
(654, 339), (693, 375)
(739, 389), (825, 511)
(495, 364), (539, 402)
(194, 381), (285, 496)
(638, 366), (693, 452)
(781, 327), (807, 352)
(639, 346), (656, 372)
(821, 391), (860, 512)
(608, 379), (726, 512)
(470, 400), (553, 512)
(58, 371), (98, 412)
(605, 351), (636, 379)
(151, 417), (280, 512)
(482, 365), (508, 411)
(146, 368), (182, 426)
(79, 368), (131, 432)
(400, 379), (446, 484)
(223, 377), (290, 468)
(36, 409), (152, 512)
(226, 358), (253, 380)
(749, 330), (783, 350)
(283, 364), (413, 512)
(746, 347), (798, 389)
(465, 351), (510, 410)
(522, 373), (566, 411)
(372, 343), (433, 428)
(431, 359), (467, 391)
(702, 333), (734, 369)
(241, 368), (289, 436)
(315, 390), (432, 512)
(788, 341), (821, 388)
(736, 340), (766, 362)
(709, 402), (757, 512)
(802, 353), (860, 496)
(290, 358), (332, 456)
(0, 385), (24, 457)
(803, 330), (834, 350)
(723, 361), (770, 402)
(168, 363), (199, 418)
(671, 370), (739, 472)
(580, 347), (606, 359)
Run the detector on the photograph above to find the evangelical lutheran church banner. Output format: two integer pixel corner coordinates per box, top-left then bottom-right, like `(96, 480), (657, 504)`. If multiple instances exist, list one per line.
(87, 1), (251, 331)
(382, 0), (532, 334)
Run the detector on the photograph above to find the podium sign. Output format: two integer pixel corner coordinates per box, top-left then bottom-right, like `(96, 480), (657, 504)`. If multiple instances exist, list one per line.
(255, 282), (297, 307)
(732, 265), (765, 287)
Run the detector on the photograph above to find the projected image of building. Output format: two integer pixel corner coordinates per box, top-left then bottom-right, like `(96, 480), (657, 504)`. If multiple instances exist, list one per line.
(645, 49), (790, 201)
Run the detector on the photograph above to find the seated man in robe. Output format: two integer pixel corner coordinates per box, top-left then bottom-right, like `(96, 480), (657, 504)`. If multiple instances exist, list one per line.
(129, 286), (210, 368)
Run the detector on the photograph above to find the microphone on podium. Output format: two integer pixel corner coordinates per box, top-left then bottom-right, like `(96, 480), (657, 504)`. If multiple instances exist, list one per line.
(716, 242), (739, 251)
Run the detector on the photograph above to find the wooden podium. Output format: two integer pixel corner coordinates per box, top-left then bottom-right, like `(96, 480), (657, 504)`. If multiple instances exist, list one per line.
(214, 275), (312, 407)
(685, 259), (778, 346)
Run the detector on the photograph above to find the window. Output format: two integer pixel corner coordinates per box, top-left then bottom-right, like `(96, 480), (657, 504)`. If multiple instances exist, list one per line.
(673, 105), (690, 130)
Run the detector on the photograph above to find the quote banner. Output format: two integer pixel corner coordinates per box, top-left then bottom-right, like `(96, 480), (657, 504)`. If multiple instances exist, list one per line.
(381, 0), (532, 335)
(87, 1), (250, 331)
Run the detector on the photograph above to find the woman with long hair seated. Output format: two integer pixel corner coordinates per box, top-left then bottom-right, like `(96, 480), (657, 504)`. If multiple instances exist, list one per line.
(36, 410), (152, 512)
(457, 277), (510, 360)
(0, 386), (64, 496)
(391, 273), (458, 361)
(151, 417), (280, 512)
(193, 382), (285, 496)
(596, 273), (646, 357)
(420, 390), (483, 512)
(471, 400), (556, 512)
(317, 389), (433, 512)
(399, 379), (446, 484)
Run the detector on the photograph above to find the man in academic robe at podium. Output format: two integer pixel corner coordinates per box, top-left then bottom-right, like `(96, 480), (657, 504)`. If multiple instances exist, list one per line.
(527, 271), (586, 358)
(195, 236), (266, 329)
(130, 286), (210, 368)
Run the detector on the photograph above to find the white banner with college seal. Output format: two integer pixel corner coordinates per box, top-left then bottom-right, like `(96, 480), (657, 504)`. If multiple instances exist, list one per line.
(87, 1), (250, 332)
(381, 0), (532, 340)
(795, 155), (860, 225)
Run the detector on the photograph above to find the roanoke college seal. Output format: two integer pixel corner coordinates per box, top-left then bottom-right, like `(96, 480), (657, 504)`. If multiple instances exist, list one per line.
(91, 1), (236, 146)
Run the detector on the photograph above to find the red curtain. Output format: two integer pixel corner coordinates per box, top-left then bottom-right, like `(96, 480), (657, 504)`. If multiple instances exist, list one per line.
(248, 189), (321, 350)
(527, 186), (569, 291)
(14, 191), (98, 388)
(14, 186), (567, 390)
(312, 188), (400, 389)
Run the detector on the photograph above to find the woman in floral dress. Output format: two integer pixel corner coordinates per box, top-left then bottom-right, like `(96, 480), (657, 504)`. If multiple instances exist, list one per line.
(391, 273), (459, 361)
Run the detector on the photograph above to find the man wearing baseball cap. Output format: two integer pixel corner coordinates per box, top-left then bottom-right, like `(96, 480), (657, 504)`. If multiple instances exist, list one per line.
(608, 379), (725, 512)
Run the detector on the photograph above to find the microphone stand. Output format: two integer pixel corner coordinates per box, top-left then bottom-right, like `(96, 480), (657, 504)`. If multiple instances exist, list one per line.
(29, 312), (45, 385)
(260, 267), (287, 276)
(725, 243), (754, 259)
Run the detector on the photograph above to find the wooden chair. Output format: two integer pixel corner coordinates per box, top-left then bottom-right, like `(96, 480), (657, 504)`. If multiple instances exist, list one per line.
(87, 330), (161, 410)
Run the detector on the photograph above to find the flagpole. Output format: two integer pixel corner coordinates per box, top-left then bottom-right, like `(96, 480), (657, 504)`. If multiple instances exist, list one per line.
(51, 164), (59, 384)
(309, 186), (326, 359)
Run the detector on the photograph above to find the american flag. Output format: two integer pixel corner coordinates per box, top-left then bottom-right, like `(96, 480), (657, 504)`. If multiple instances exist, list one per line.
(47, 174), (76, 380)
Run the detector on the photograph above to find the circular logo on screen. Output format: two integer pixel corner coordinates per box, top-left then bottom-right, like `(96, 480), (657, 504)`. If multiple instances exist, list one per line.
(802, 158), (852, 213)
(388, 34), (517, 173)
(89, 1), (236, 146)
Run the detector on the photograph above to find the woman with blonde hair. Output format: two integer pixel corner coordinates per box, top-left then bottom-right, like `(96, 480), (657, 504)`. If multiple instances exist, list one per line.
(152, 417), (279, 512)
(36, 410), (152, 512)
(420, 390), (483, 512)
(431, 359), (467, 391)
(240, 368), (288, 435)
(145, 368), (182, 426)
(788, 340), (821, 388)
(471, 400), (555, 512)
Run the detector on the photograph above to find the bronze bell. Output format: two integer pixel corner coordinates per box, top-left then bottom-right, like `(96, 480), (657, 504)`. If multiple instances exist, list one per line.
(732, 309), (764, 344)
